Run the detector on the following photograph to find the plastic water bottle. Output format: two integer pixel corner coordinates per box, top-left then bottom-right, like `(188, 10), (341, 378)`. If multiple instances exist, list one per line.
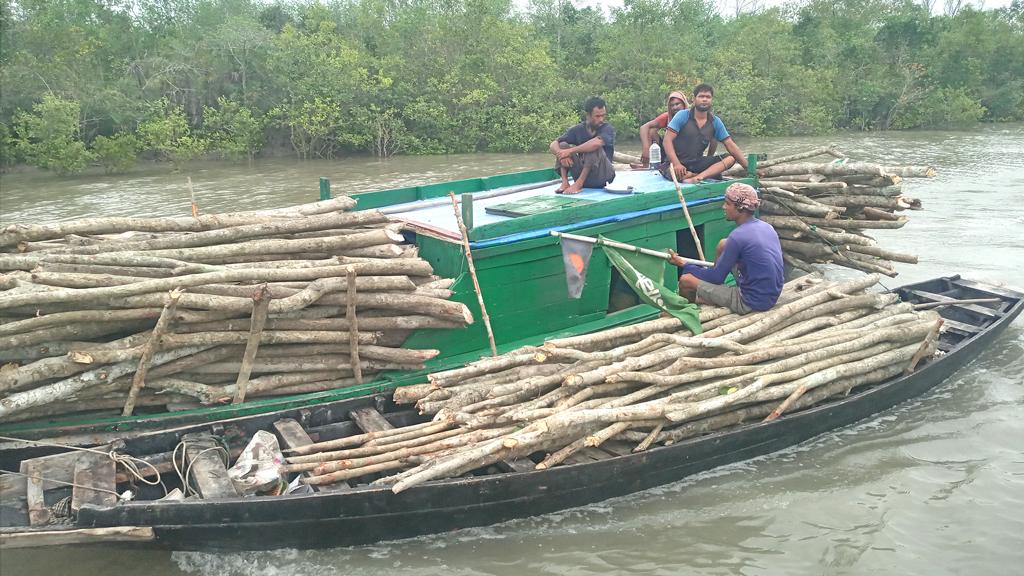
(649, 142), (661, 168)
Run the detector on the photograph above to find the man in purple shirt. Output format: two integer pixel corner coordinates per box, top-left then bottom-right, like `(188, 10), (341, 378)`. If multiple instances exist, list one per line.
(669, 183), (784, 314)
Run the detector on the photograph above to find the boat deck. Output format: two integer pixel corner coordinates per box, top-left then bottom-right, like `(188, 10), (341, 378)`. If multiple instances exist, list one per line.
(385, 169), (691, 241)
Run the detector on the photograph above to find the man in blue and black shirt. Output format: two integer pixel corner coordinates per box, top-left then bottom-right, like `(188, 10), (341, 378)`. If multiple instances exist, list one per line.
(660, 83), (749, 183)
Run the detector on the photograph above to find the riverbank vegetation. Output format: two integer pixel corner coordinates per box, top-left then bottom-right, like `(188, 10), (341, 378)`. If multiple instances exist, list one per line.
(1, 0), (1021, 174)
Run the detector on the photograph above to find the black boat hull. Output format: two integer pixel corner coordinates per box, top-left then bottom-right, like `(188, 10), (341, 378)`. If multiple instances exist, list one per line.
(66, 275), (1022, 550)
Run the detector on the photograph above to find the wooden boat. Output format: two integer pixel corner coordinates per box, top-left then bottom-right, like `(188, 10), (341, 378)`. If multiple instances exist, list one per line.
(0, 164), (753, 442)
(1, 275), (1019, 551)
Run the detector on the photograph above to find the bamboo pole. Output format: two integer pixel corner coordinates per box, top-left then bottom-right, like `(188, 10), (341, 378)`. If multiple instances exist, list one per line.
(448, 192), (496, 357)
(549, 231), (713, 268)
(669, 166), (706, 261)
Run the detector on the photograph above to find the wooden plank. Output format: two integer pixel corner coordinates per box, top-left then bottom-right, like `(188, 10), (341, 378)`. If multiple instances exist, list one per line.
(941, 317), (982, 334)
(0, 473), (27, 502)
(273, 418), (349, 491)
(22, 460), (50, 527)
(0, 526), (155, 550)
(496, 459), (536, 473)
(181, 432), (238, 499)
(348, 407), (395, 434)
(600, 441), (634, 457)
(908, 289), (1000, 318)
(951, 278), (1024, 299)
(580, 447), (614, 461)
(71, 452), (116, 512)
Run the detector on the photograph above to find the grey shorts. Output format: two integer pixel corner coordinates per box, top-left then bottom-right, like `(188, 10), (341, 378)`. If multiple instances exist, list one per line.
(696, 280), (753, 315)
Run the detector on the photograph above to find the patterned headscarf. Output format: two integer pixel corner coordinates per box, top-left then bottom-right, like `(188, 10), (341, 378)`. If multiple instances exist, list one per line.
(725, 182), (760, 212)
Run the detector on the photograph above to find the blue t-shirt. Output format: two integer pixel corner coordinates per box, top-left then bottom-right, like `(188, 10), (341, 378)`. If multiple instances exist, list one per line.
(666, 109), (730, 142)
(682, 218), (784, 311)
(558, 121), (615, 162)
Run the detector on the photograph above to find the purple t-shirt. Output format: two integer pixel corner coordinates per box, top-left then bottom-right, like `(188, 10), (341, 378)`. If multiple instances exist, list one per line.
(682, 218), (784, 311)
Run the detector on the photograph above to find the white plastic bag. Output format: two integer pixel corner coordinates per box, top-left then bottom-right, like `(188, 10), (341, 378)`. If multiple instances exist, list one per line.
(227, 430), (285, 495)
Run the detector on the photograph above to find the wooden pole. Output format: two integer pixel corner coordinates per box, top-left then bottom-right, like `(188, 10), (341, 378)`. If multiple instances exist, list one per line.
(122, 288), (182, 416)
(549, 231), (714, 268)
(669, 166), (706, 261)
(232, 284), (271, 404)
(449, 192), (497, 357)
(346, 266), (363, 384)
(187, 177), (199, 218)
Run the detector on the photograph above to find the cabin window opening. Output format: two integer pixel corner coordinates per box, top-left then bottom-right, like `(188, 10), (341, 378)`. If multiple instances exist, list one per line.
(675, 225), (705, 280)
(608, 265), (641, 313)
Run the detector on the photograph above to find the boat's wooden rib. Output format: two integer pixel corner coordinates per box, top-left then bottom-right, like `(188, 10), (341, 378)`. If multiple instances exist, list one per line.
(0, 276), (1019, 551)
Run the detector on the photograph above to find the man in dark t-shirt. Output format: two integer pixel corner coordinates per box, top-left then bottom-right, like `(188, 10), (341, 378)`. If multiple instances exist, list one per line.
(661, 83), (749, 183)
(549, 97), (616, 194)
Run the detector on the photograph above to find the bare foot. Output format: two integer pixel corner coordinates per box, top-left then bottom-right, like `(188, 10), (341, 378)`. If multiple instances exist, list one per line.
(683, 177), (702, 184)
(562, 184), (584, 195)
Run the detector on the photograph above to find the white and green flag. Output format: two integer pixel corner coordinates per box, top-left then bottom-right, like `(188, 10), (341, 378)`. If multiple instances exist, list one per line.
(599, 236), (702, 335)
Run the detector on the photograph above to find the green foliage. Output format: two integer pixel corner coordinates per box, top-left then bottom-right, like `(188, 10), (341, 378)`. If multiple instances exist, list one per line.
(1, 0), (1021, 168)
(0, 122), (15, 171)
(12, 95), (93, 175)
(91, 133), (139, 174)
(890, 87), (986, 129)
(138, 100), (208, 169)
(203, 97), (265, 161)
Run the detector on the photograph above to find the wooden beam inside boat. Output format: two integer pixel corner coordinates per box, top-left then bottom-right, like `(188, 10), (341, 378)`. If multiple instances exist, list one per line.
(181, 432), (237, 499)
(272, 418), (349, 490)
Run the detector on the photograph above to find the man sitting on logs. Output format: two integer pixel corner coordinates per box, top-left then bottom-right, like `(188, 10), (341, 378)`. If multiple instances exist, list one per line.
(550, 96), (616, 195)
(631, 91), (689, 169)
(660, 83), (748, 183)
(669, 183), (784, 314)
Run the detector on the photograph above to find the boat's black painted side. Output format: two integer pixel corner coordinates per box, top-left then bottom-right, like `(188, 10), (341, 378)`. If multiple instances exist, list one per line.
(63, 275), (1021, 550)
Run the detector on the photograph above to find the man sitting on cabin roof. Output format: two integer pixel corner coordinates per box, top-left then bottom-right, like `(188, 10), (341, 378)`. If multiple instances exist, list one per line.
(632, 91), (690, 169)
(669, 183), (783, 314)
(660, 83), (748, 184)
(550, 96), (616, 195)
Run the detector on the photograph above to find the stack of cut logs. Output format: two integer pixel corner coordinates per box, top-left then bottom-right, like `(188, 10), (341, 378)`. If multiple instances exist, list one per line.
(282, 273), (942, 493)
(0, 197), (473, 423)
(746, 145), (934, 277)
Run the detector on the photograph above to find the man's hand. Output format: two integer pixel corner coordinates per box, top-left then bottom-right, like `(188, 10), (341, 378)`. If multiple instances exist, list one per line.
(667, 249), (687, 267)
(671, 161), (687, 180)
(556, 147), (574, 161)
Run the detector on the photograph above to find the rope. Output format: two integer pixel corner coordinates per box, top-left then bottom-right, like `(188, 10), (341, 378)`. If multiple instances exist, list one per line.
(0, 468), (123, 498)
(171, 439), (230, 498)
(0, 434), (162, 491)
(762, 191), (892, 291)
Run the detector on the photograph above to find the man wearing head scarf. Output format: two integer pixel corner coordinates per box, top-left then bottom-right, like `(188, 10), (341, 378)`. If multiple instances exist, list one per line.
(669, 183), (784, 314)
(633, 91), (690, 169)
(661, 83), (748, 183)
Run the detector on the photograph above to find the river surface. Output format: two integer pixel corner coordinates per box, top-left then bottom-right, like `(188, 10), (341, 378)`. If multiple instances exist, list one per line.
(1, 125), (1022, 575)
